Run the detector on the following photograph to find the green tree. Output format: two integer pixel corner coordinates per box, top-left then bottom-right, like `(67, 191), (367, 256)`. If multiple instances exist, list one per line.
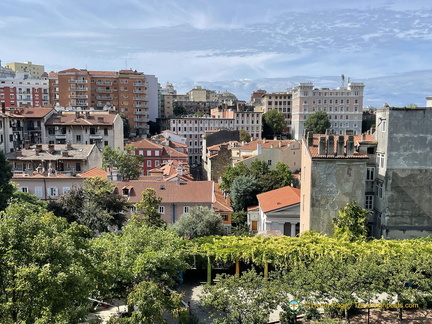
(48, 177), (130, 233)
(120, 113), (131, 138)
(0, 150), (14, 211)
(134, 188), (166, 228)
(219, 162), (249, 193)
(333, 201), (370, 241)
(230, 174), (260, 212)
(201, 269), (277, 324)
(103, 145), (143, 181)
(173, 105), (187, 116)
(263, 110), (286, 137)
(91, 218), (188, 296)
(0, 203), (96, 323)
(172, 206), (225, 239)
(304, 111), (331, 134)
(239, 129), (251, 142)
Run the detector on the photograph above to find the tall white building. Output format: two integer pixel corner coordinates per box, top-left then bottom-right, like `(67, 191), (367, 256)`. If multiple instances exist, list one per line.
(291, 82), (365, 139)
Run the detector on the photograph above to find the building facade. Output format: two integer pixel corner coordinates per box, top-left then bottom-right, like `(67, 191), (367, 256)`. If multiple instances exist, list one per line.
(291, 82), (365, 139)
(0, 74), (50, 108)
(5, 61), (45, 79)
(261, 92), (292, 133)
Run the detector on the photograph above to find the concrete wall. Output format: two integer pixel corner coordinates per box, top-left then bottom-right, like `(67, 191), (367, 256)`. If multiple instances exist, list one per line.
(307, 159), (366, 236)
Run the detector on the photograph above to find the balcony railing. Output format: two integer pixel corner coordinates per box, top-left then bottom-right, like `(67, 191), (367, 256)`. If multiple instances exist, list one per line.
(134, 110), (147, 115)
(96, 96), (113, 100)
(133, 81), (147, 86)
(89, 133), (103, 139)
(133, 96), (146, 100)
(70, 87), (88, 91)
(133, 103), (147, 108)
(69, 95), (88, 99)
(133, 89), (146, 93)
(96, 88), (112, 93)
(72, 102), (89, 106)
(96, 81), (112, 85)
(69, 79), (88, 83)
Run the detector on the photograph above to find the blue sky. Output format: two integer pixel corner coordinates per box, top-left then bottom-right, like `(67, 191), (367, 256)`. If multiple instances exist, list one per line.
(1, 0), (432, 103)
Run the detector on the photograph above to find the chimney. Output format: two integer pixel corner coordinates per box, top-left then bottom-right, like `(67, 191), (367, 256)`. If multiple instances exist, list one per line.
(325, 129), (331, 136)
(48, 144), (55, 153)
(346, 135), (354, 155)
(361, 133), (366, 141)
(67, 142), (72, 150)
(307, 131), (314, 147)
(97, 117), (104, 123)
(257, 142), (262, 155)
(327, 135), (335, 156)
(318, 136), (326, 155)
(111, 168), (118, 181)
(16, 150), (22, 157)
(24, 140), (30, 150)
(62, 151), (68, 157)
(337, 136), (344, 156)
(36, 144), (42, 153)
(278, 140), (282, 148)
(263, 138), (266, 143)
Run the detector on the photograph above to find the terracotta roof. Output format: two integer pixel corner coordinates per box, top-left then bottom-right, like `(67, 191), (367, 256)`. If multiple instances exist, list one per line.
(247, 205), (259, 211)
(78, 167), (107, 178)
(9, 107), (53, 118)
(12, 172), (80, 179)
(213, 183), (233, 213)
(169, 140), (187, 148)
(48, 72), (58, 78)
(257, 186), (300, 213)
(88, 71), (118, 76)
(238, 139), (297, 151)
(114, 180), (213, 204)
(307, 134), (372, 159)
(163, 146), (188, 158)
(58, 68), (88, 74)
(129, 139), (164, 150)
(45, 112), (117, 125)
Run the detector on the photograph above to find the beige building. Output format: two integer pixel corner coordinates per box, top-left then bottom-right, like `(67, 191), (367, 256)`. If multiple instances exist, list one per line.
(44, 109), (124, 150)
(291, 81), (365, 139)
(6, 61), (45, 79)
(261, 92), (292, 133)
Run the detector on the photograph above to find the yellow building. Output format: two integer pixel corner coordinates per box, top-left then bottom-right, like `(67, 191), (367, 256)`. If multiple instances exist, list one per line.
(6, 61), (45, 78)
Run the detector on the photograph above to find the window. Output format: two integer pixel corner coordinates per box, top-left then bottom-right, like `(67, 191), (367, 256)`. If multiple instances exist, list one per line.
(155, 160), (160, 167)
(76, 163), (81, 172)
(21, 187), (28, 193)
(147, 150), (151, 156)
(183, 206), (190, 214)
(147, 160), (152, 167)
(62, 187), (71, 194)
(377, 153), (385, 169)
(267, 160), (272, 166)
(366, 167), (375, 181)
(365, 195), (374, 210)
(48, 187), (58, 197)
(159, 206), (165, 214)
(35, 187), (42, 198)
(377, 182), (384, 199)
(76, 135), (81, 143)
(382, 120), (386, 132)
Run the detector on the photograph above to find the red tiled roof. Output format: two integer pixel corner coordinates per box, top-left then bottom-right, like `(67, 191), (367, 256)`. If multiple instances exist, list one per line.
(257, 186), (300, 213)
(45, 112), (117, 125)
(213, 183), (233, 213)
(308, 134), (372, 159)
(88, 71), (118, 76)
(114, 180), (213, 204)
(9, 108), (53, 118)
(238, 139), (297, 151)
(78, 167), (107, 178)
(163, 146), (188, 158)
(130, 139), (164, 150)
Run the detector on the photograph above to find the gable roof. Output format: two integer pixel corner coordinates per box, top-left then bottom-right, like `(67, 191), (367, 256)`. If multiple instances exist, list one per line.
(45, 112), (117, 126)
(78, 167), (107, 178)
(9, 107), (54, 118)
(129, 139), (164, 150)
(237, 139), (297, 151)
(257, 186), (300, 213)
(114, 180), (213, 204)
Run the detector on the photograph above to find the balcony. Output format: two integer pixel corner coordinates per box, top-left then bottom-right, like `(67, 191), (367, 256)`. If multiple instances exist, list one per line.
(96, 96), (113, 100)
(133, 96), (146, 100)
(69, 94), (88, 99)
(69, 79), (88, 83)
(96, 88), (112, 93)
(134, 110), (147, 115)
(55, 134), (67, 139)
(133, 89), (146, 93)
(53, 89), (59, 93)
(72, 102), (89, 106)
(70, 86), (88, 91)
(52, 82), (58, 86)
(17, 91), (31, 95)
(89, 133), (103, 139)
(133, 81), (147, 86)
(133, 103), (147, 108)
(96, 81), (112, 85)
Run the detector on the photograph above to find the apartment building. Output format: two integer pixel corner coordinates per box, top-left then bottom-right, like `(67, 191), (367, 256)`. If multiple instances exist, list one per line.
(210, 103), (263, 140)
(0, 73), (50, 108)
(44, 109), (124, 150)
(49, 68), (151, 136)
(291, 81), (365, 139)
(5, 61), (45, 79)
(261, 91), (292, 133)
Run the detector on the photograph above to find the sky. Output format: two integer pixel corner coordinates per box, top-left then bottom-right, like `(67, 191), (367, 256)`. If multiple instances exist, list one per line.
(1, 0), (432, 104)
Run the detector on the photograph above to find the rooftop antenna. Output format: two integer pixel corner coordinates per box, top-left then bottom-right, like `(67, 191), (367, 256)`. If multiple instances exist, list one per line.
(341, 74), (345, 87)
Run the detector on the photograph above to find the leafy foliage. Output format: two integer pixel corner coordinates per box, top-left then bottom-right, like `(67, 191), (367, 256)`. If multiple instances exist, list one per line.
(239, 129), (251, 142)
(48, 177), (129, 233)
(0, 203), (96, 323)
(0, 150), (14, 211)
(134, 188), (165, 228)
(102, 145), (143, 181)
(201, 269), (277, 324)
(263, 109), (286, 137)
(120, 113), (130, 138)
(230, 175), (260, 212)
(333, 201), (370, 241)
(172, 206), (225, 239)
(173, 105), (187, 116)
(304, 111), (331, 134)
